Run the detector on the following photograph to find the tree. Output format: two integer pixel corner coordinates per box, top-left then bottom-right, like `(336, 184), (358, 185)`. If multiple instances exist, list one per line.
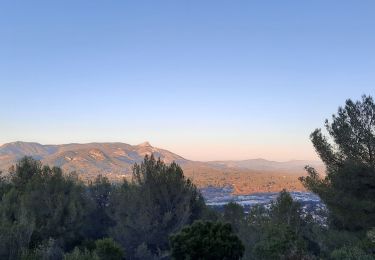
(251, 191), (309, 259)
(94, 238), (124, 260)
(222, 202), (245, 232)
(170, 221), (244, 260)
(86, 175), (115, 240)
(300, 95), (375, 231)
(111, 155), (205, 258)
(0, 157), (91, 258)
(269, 190), (303, 232)
(253, 224), (305, 260)
(308, 95), (375, 169)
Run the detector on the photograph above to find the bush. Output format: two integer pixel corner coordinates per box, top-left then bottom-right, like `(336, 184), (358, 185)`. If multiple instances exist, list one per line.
(331, 246), (374, 260)
(170, 221), (244, 260)
(63, 247), (99, 260)
(94, 238), (124, 260)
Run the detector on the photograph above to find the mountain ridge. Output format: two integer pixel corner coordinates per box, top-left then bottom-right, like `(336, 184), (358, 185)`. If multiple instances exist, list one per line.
(0, 141), (324, 193)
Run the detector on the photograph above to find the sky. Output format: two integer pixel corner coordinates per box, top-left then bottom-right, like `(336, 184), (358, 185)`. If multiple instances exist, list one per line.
(0, 1), (374, 161)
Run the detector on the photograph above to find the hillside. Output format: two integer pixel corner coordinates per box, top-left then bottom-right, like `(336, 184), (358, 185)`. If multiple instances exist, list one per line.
(208, 159), (323, 173)
(0, 141), (324, 194)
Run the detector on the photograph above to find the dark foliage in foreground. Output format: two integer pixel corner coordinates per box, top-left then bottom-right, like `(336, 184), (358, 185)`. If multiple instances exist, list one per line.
(110, 155), (206, 258)
(299, 95), (375, 258)
(0, 155), (208, 259)
(300, 95), (375, 232)
(170, 221), (244, 260)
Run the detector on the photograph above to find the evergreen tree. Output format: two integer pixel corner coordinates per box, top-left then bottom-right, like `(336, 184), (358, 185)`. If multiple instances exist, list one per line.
(111, 155), (205, 258)
(222, 202), (245, 232)
(86, 175), (115, 240)
(252, 190), (309, 259)
(300, 95), (375, 231)
(0, 157), (90, 258)
(94, 238), (124, 260)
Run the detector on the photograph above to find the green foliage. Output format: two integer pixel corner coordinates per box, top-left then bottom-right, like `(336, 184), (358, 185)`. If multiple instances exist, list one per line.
(21, 239), (63, 260)
(60, 238), (124, 260)
(297, 95), (375, 259)
(309, 95), (375, 168)
(269, 190), (303, 229)
(251, 191), (309, 259)
(368, 228), (375, 243)
(170, 220), (244, 260)
(300, 95), (375, 231)
(222, 202), (245, 232)
(94, 238), (124, 260)
(86, 175), (115, 240)
(331, 246), (374, 260)
(0, 156), (206, 259)
(111, 155), (205, 258)
(253, 224), (306, 260)
(63, 247), (99, 260)
(302, 162), (375, 231)
(134, 243), (155, 260)
(222, 190), (322, 259)
(0, 217), (34, 260)
(0, 157), (91, 258)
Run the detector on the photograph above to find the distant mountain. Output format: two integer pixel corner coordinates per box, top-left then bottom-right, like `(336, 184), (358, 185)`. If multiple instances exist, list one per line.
(0, 141), (188, 180)
(0, 141), (324, 193)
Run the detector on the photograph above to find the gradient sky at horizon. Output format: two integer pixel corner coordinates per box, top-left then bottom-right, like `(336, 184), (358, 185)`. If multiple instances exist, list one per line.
(1, 1), (374, 161)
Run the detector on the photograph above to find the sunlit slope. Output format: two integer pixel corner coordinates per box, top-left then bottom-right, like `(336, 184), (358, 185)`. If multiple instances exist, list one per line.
(0, 141), (324, 193)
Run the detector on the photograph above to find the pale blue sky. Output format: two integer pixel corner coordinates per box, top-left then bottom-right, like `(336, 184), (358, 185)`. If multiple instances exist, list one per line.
(1, 1), (374, 161)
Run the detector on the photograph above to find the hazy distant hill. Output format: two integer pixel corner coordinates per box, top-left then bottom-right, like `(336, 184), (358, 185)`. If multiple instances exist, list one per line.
(208, 159), (324, 174)
(0, 141), (324, 193)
